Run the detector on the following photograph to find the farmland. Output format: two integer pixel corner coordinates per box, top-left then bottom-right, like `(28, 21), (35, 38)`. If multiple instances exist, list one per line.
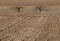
(0, 2), (60, 41)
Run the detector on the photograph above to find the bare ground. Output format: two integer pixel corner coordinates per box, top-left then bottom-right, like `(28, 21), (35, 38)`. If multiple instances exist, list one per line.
(0, 10), (60, 41)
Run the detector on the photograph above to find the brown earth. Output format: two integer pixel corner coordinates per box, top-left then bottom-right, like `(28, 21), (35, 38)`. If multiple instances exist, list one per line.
(0, 0), (60, 2)
(0, 2), (60, 41)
